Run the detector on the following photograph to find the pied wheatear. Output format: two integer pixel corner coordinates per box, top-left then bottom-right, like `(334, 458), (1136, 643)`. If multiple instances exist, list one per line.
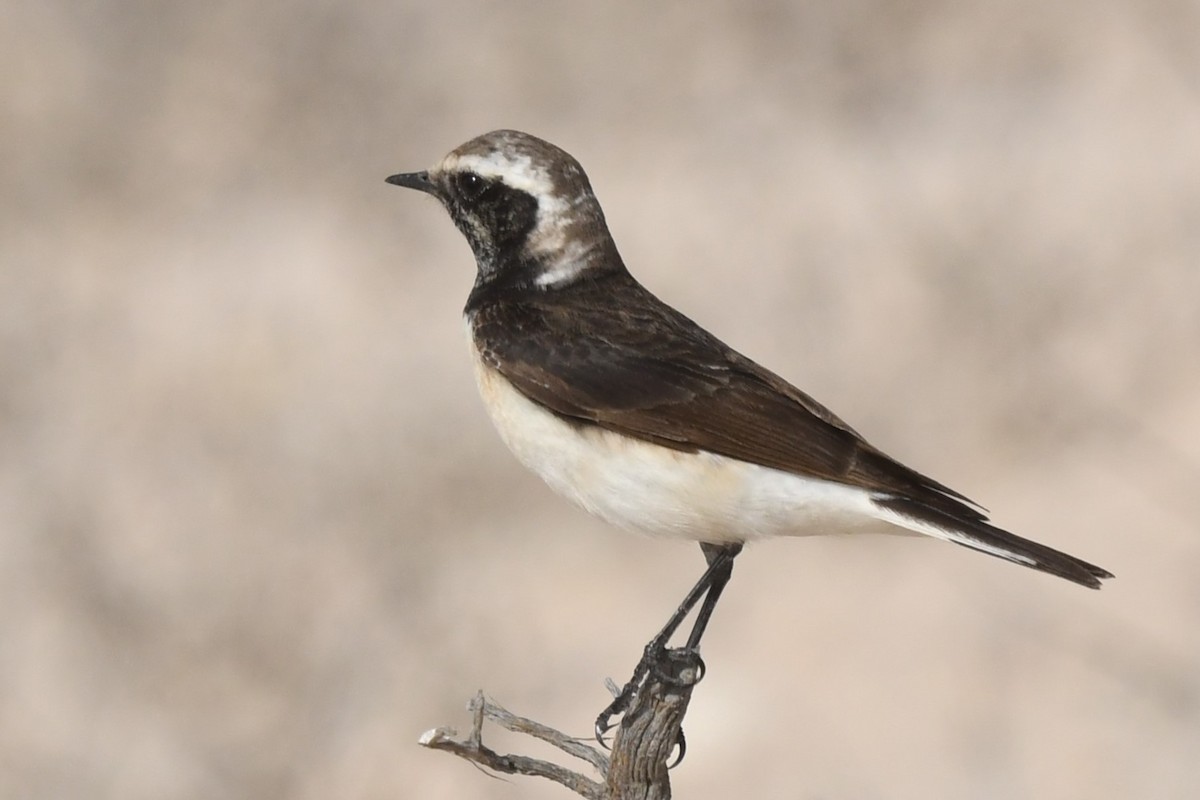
(386, 130), (1112, 742)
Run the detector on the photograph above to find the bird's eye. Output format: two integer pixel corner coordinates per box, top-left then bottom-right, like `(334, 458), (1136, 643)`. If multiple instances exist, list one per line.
(457, 172), (488, 201)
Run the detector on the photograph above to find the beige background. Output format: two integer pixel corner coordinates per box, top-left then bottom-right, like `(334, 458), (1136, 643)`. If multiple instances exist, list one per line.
(4, 1), (1199, 798)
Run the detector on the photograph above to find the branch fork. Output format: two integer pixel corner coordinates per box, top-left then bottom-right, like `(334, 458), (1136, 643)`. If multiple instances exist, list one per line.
(420, 646), (703, 799)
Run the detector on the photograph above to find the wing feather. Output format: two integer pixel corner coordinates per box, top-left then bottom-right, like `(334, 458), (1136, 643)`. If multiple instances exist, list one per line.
(470, 276), (984, 522)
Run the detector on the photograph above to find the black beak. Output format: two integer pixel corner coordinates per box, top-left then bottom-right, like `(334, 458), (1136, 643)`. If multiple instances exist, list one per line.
(385, 170), (439, 197)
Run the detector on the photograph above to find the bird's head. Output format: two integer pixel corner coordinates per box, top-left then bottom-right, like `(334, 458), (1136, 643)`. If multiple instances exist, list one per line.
(387, 130), (620, 288)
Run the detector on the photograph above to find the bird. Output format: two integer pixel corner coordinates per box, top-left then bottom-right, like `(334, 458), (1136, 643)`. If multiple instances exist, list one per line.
(385, 129), (1113, 741)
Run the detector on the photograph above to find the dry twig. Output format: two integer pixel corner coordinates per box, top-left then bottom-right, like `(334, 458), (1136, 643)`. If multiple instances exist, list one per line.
(420, 646), (703, 799)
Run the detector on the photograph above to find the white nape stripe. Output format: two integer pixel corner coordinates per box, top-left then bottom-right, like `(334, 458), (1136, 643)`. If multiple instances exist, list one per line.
(533, 241), (590, 287)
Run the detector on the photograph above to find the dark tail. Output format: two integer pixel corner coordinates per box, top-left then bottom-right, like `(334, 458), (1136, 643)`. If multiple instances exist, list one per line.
(874, 496), (1114, 589)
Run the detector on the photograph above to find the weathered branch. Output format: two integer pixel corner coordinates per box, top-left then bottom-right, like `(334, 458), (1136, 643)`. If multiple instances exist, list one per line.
(420, 646), (703, 799)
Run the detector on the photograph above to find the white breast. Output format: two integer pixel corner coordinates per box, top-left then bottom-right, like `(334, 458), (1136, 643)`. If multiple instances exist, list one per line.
(467, 339), (897, 544)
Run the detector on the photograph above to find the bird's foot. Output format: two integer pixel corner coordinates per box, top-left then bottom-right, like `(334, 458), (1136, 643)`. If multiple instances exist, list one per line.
(594, 648), (653, 745)
(594, 643), (705, 767)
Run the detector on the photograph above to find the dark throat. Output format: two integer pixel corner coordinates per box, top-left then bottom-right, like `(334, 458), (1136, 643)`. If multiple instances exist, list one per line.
(464, 237), (627, 315)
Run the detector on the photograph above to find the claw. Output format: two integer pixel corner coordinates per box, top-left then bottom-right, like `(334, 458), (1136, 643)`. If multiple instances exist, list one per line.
(593, 645), (660, 745)
(667, 727), (687, 768)
(594, 676), (637, 746)
(594, 713), (615, 749)
(594, 683), (633, 746)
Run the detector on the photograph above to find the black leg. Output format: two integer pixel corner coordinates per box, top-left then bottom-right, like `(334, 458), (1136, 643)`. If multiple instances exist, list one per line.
(684, 542), (741, 650)
(595, 541), (743, 744)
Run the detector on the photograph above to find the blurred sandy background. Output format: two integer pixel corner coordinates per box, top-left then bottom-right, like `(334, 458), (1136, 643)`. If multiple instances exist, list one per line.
(4, 1), (1199, 798)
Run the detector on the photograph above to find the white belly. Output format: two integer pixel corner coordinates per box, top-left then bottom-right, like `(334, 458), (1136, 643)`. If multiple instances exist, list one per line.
(469, 346), (896, 544)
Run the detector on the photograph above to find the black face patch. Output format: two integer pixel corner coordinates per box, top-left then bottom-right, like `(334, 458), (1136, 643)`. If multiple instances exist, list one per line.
(445, 172), (539, 270)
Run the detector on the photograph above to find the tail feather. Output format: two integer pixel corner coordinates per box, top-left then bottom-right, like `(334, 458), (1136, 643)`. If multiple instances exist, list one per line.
(874, 496), (1114, 589)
